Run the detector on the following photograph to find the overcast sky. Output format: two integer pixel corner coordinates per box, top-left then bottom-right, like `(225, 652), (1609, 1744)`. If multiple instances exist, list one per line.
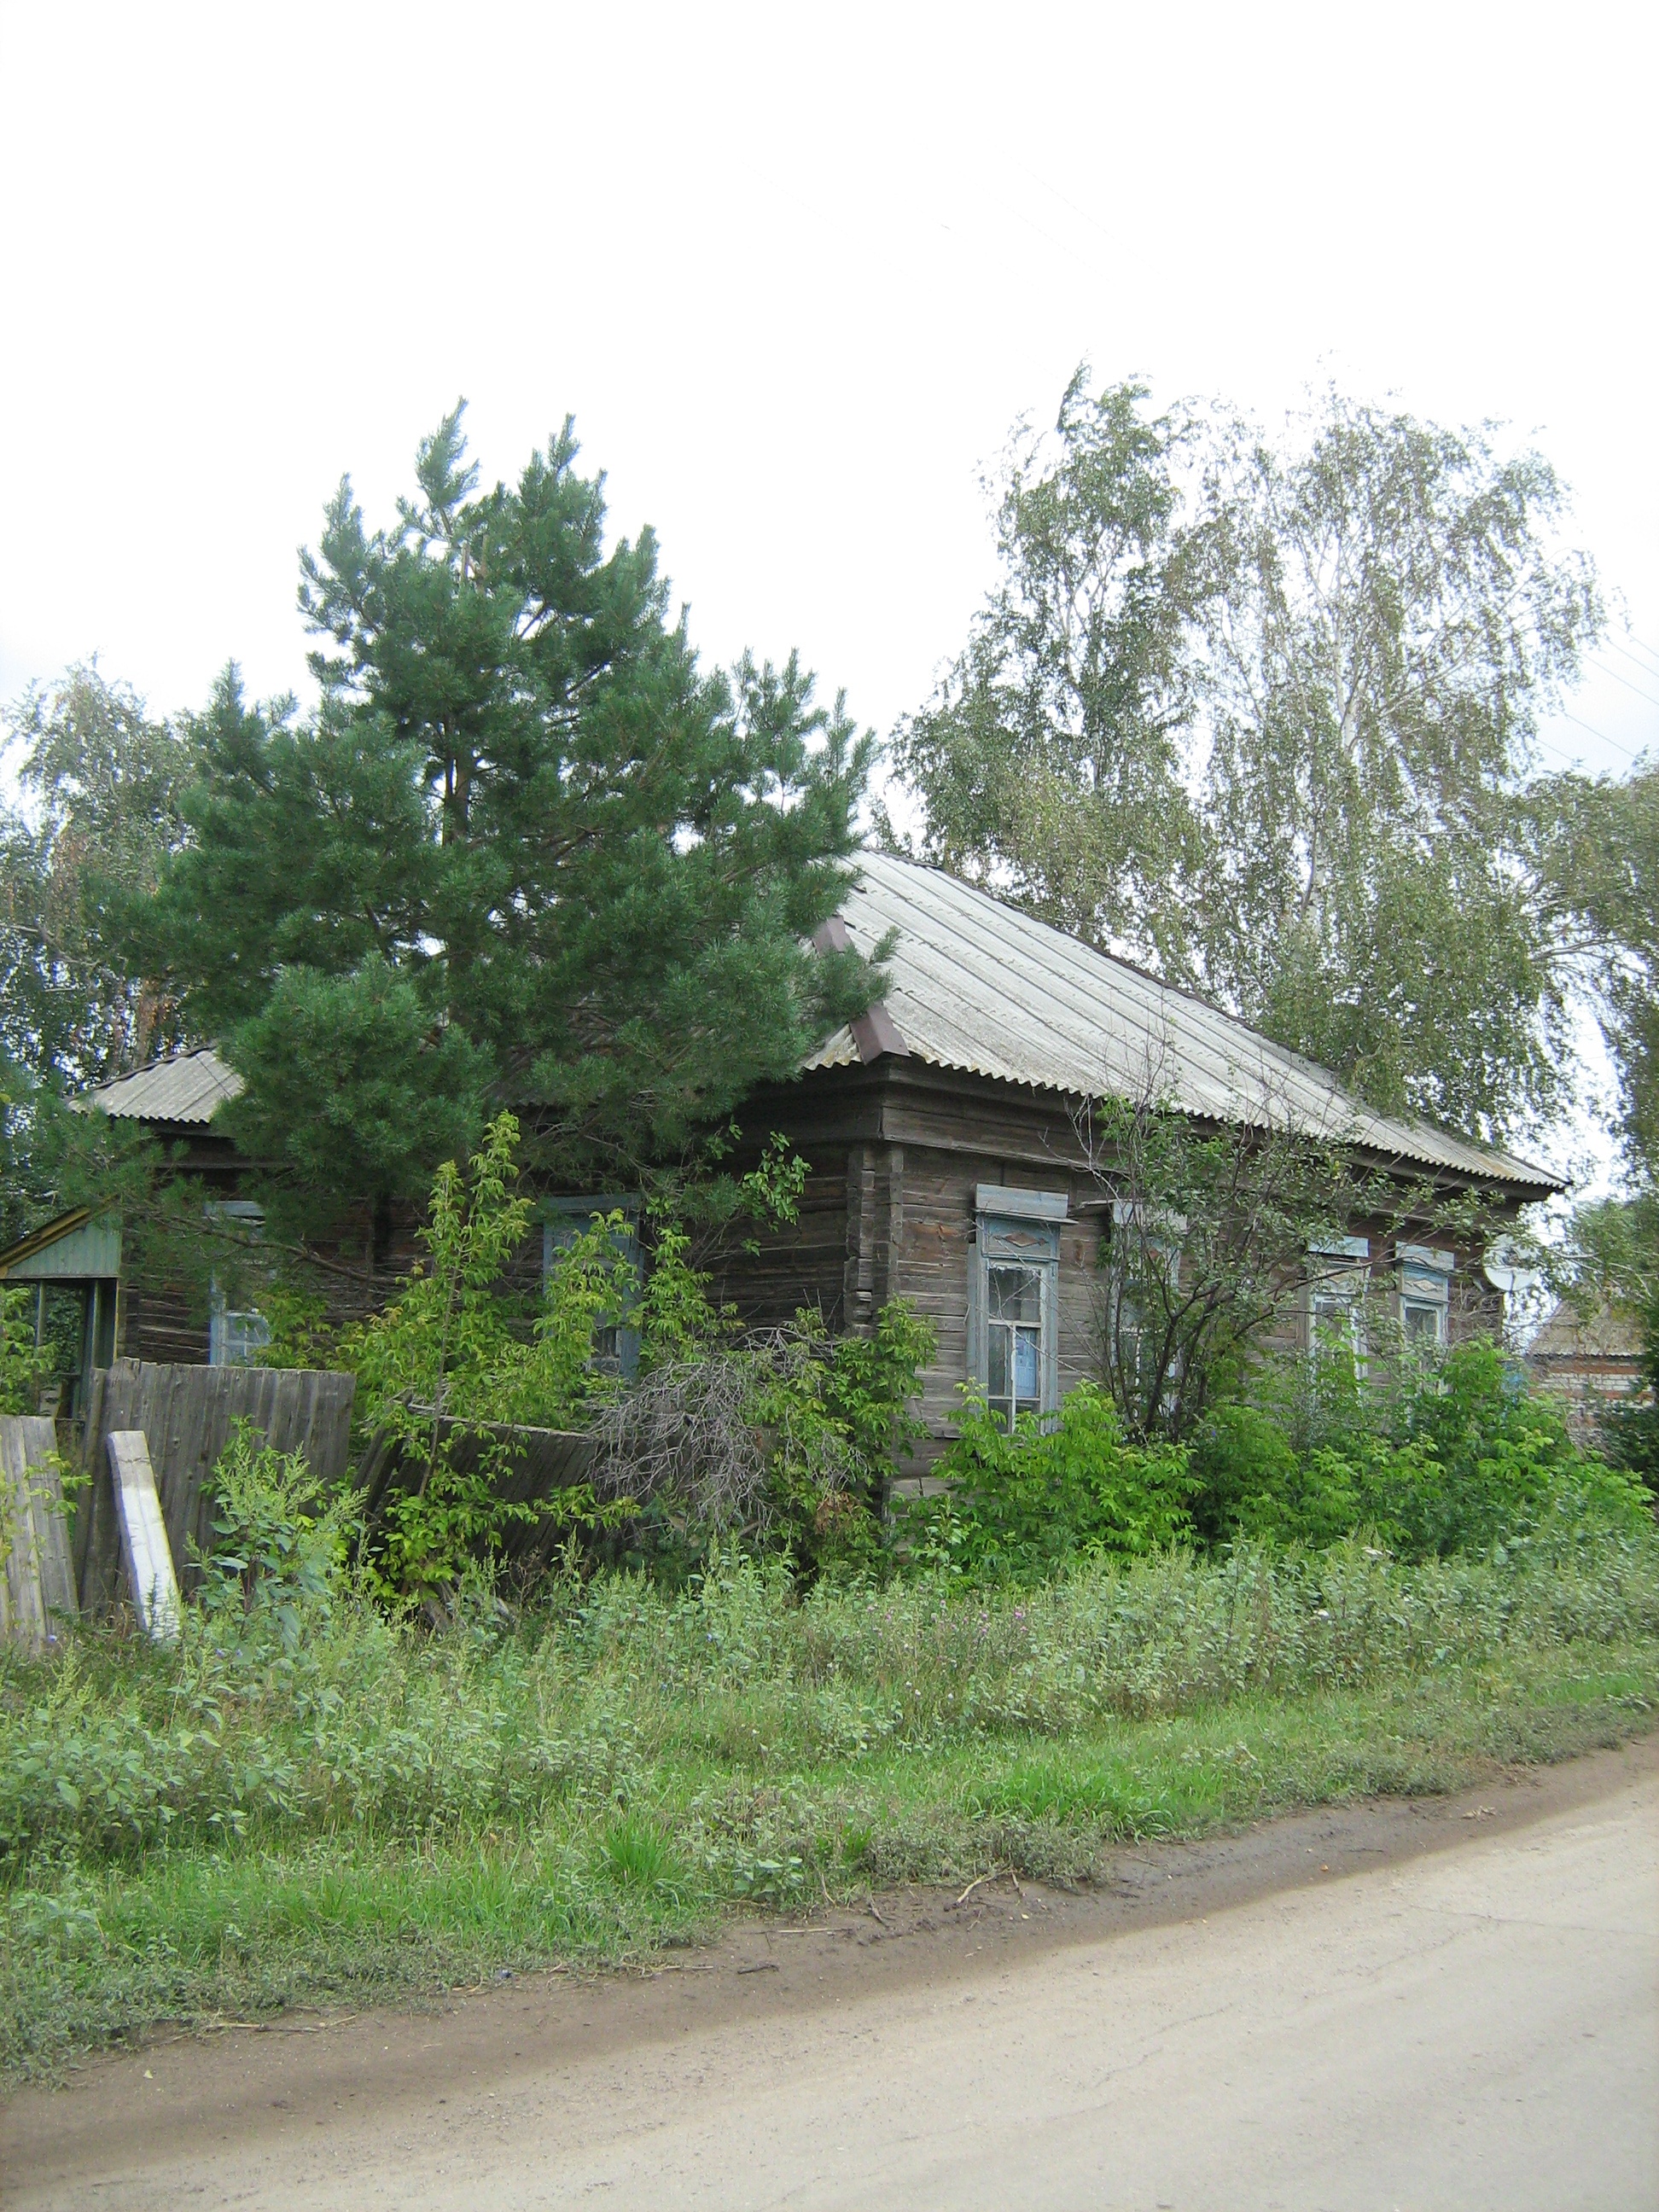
(1, 3), (1652, 1190)
(3, 0), (1653, 779)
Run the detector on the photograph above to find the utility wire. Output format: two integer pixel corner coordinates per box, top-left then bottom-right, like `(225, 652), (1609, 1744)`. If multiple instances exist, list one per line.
(1587, 655), (1659, 713)
(1604, 636), (1659, 682)
(1551, 709), (1643, 763)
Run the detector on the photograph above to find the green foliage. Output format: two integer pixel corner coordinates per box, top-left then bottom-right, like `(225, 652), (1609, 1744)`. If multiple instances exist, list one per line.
(889, 372), (1213, 973)
(754, 1301), (936, 1574)
(219, 958), (493, 1228)
(6, 1535), (1654, 1888)
(134, 409), (882, 1222)
(341, 1112), (641, 1603)
(1190, 1404), (1365, 1552)
(0, 664), (193, 1096)
(1528, 764), (1659, 1178)
(1189, 1340), (1653, 1560)
(896, 372), (1615, 1144)
(193, 1423), (355, 1653)
(899, 1383), (1196, 1583)
(0, 1287), (49, 1417)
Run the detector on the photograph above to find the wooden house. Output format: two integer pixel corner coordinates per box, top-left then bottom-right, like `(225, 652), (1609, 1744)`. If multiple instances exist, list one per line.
(57, 855), (1560, 1444)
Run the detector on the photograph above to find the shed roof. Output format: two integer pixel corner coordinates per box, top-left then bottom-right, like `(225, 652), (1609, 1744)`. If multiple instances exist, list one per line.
(806, 853), (1558, 1196)
(0, 1208), (122, 1282)
(71, 1047), (243, 1126)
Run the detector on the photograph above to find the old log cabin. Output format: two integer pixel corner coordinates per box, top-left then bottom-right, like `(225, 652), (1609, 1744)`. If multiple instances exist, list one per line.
(27, 853), (1560, 1450)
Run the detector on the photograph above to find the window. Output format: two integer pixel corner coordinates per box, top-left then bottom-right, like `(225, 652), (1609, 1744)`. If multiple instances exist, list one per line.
(1307, 1236), (1370, 1362)
(969, 1185), (1063, 1432)
(1109, 1201), (1185, 1412)
(1396, 1243), (1452, 1350)
(544, 1196), (642, 1379)
(210, 1302), (272, 1367)
(207, 1201), (271, 1367)
(986, 1262), (1045, 1429)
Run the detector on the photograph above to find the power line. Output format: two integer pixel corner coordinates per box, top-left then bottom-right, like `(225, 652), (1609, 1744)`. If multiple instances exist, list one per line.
(1551, 709), (1643, 764)
(1605, 635), (1659, 682)
(1588, 655), (1659, 713)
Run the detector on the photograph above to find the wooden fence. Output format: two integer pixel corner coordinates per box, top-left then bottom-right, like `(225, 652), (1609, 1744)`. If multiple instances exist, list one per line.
(75, 1360), (357, 1612)
(357, 1415), (597, 1570)
(1, 1414), (78, 1647)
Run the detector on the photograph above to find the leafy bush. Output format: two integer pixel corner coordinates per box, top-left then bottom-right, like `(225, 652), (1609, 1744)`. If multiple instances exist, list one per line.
(0, 1286), (48, 1417)
(1190, 1404), (1365, 1551)
(192, 1422), (356, 1651)
(897, 1383), (1196, 1583)
(1189, 1340), (1652, 1561)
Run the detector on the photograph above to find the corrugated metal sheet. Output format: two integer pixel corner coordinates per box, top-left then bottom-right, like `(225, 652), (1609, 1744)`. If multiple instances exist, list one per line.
(806, 853), (1557, 1194)
(0, 1209), (122, 1282)
(72, 1048), (243, 1125)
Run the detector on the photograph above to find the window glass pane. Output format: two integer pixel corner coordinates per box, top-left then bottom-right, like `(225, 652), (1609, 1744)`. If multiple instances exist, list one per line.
(1013, 1326), (1040, 1400)
(987, 1330), (1010, 1400)
(1402, 1301), (1443, 1345)
(989, 1266), (1040, 1322)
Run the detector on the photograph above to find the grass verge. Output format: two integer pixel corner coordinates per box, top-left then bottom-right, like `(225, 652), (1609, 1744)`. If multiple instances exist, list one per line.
(4, 1536), (1657, 2083)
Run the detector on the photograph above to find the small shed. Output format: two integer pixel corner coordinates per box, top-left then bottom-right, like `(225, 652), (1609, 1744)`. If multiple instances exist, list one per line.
(0, 1209), (122, 1417)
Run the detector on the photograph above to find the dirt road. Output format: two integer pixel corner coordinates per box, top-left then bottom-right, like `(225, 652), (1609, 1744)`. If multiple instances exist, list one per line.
(7, 1738), (1657, 2210)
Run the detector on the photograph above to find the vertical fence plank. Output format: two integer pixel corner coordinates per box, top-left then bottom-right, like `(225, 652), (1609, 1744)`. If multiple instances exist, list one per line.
(73, 1363), (358, 1614)
(0, 1416), (73, 1646)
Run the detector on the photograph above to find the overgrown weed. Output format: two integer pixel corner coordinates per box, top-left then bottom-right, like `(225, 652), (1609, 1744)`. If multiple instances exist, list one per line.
(3, 1530), (1657, 2080)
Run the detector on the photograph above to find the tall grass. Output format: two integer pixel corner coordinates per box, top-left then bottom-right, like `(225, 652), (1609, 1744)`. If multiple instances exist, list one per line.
(4, 1529), (1657, 2080)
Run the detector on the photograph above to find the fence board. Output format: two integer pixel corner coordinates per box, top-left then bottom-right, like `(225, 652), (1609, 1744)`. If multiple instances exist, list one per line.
(357, 1417), (596, 1568)
(0, 1415), (78, 1648)
(77, 1361), (357, 1613)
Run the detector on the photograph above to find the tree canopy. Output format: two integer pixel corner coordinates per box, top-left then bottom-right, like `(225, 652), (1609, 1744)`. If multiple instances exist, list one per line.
(893, 375), (1622, 1152)
(1, 664), (191, 1096)
(131, 406), (879, 1227)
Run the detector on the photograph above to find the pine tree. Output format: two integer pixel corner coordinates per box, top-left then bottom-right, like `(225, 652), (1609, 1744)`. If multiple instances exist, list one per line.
(140, 407), (878, 1226)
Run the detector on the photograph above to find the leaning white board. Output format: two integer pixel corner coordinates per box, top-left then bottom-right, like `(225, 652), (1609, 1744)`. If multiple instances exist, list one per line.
(106, 1429), (181, 1642)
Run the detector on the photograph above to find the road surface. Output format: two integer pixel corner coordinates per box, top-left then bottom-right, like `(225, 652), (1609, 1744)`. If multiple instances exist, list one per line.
(7, 1740), (1657, 2209)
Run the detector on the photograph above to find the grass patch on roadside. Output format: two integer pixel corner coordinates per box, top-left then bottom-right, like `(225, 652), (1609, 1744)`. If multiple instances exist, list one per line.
(4, 1534), (1657, 2083)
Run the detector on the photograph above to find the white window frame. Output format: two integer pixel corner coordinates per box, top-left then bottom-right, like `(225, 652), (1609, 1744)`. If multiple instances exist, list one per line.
(1396, 1242), (1453, 1350)
(967, 1185), (1064, 1432)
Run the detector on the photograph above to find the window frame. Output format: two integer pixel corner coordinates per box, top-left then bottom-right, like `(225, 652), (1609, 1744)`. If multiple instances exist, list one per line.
(207, 1200), (271, 1367)
(1306, 1234), (1371, 1364)
(1395, 1242), (1453, 1351)
(544, 1195), (643, 1380)
(967, 1185), (1064, 1432)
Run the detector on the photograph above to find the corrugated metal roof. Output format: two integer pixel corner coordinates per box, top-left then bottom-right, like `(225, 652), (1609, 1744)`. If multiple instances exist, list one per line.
(72, 1048), (243, 1125)
(806, 853), (1557, 1194)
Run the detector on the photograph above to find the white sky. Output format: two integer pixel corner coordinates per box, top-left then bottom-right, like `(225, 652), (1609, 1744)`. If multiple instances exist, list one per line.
(1, 0), (1653, 1188)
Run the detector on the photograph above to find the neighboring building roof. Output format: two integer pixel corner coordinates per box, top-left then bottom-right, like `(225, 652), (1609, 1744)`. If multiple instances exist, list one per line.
(806, 853), (1558, 1196)
(1527, 1300), (1646, 1363)
(70, 1047), (243, 1126)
